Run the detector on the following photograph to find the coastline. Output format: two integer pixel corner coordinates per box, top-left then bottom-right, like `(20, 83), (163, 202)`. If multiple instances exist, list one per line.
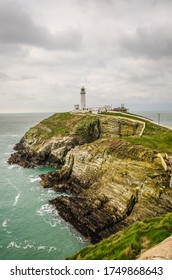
(7, 111), (172, 259)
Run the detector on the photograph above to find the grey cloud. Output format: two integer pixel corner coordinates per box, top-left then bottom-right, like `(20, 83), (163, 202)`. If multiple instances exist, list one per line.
(0, 3), (82, 50)
(119, 25), (172, 59)
(0, 0), (172, 113)
(0, 72), (11, 80)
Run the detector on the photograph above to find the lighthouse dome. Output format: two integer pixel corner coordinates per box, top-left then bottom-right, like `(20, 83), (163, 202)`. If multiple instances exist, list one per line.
(81, 86), (86, 93)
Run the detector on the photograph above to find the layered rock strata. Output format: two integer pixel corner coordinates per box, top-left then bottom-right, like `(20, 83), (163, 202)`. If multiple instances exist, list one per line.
(41, 138), (172, 243)
(8, 112), (172, 244)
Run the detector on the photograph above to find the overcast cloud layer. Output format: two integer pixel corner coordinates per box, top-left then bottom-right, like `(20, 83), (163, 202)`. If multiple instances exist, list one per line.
(0, 0), (172, 113)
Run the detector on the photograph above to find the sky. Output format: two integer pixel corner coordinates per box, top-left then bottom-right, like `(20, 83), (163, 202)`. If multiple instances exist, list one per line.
(0, 0), (172, 113)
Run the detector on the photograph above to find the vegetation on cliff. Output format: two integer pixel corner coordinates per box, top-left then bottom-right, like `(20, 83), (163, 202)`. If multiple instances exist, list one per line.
(24, 112), (100, 150)
(8, 111), (172, 259)
(102, 112), (172, 153)
(68, 211), (172, 260)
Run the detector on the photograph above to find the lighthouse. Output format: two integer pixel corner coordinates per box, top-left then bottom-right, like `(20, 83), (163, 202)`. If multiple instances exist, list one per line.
(80, 86), (86, 110)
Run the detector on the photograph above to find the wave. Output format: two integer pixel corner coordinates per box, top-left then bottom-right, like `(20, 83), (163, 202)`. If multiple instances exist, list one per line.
(39, 189), (57, 202)
(38, 245), (47, 250)
(30, 177), (41, 183)
(5, 152), (12, 156)
(0, 134), (19, 137)
(9, 134), (19, 137)
(7, 165), (16, 170)
(7, 164), (22, 171)
(7, 241), (21, 249)
(36, 204), (56, 216)
(7, 240), (34, 250)
(2, 218), (10, 228)
(47, 189), (56, 195)
(36, 204), (62, 227)
(13, 192), (21, 207)
(6, 240), (57, 253)
(23, 241), (35, 250)
(48, 246), (57, 253)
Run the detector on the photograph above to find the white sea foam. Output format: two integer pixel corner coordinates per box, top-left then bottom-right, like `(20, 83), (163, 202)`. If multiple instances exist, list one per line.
(48, 246), (57, 253)
(13, 192), (20, 207)
(7, 164), (21, 171)
(45, 219), (58, 228)
(5, 152), (11, 156)
(30, 177), (41, 183)
(23, 241), (34, 250)
(9, 134), (19, 137)
(36, 204), (51, 216)
(2, 218), (10, 228)
(7, 240), (35, 250)
(7, 165), (16, 170)
(48, 189), (56, 195)
(38, 245), (47, 250)
(16, 166), (22, 172)
(36, 204), (62, 228)
(7, 241), (21, 249)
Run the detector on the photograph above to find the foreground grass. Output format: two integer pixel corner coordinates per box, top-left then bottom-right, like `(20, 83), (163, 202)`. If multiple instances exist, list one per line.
(68, 212), (172, 260)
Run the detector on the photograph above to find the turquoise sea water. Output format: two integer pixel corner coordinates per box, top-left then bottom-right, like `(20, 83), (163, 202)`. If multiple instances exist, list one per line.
(0, 112), (171, 260)
(0, 113), (88, 260)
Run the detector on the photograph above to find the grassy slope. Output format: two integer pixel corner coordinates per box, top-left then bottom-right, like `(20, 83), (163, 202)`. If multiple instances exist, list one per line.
(68, 212), (172, 260)
(23, 111), (172, 260)
(68, 112), (172, 260)
(24, 111), (172, 153)
(101, 112), (172, 154)
(24, 112), (99, 150)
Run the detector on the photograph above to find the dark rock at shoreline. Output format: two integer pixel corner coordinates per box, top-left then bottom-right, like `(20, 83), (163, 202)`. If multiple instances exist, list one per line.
(7, 112), (172, 245)
(50, 195), (121, 244)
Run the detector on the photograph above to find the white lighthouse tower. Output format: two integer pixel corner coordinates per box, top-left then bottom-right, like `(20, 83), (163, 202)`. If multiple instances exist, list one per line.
(80, 86), (86, 110)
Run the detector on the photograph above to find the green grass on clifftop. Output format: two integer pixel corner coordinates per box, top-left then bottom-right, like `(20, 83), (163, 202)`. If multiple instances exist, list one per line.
(126, 121), (172, 153)
(68, 212), (172, 260)
(24, 111), (172, 153)
(24, 112), (99, 149)
(102, 112), (172, 154)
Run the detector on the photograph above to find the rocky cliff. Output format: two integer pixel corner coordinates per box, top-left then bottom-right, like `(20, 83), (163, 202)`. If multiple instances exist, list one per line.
(8, 111), (172, 257)
(68, 211), (172, 260)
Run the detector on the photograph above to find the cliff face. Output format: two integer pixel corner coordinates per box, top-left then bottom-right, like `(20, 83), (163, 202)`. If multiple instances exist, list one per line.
(68, 212), (172, 260)
(8, 113), (101, 168)
(8, 112), (172, 248)
(41, 137), (172, 243)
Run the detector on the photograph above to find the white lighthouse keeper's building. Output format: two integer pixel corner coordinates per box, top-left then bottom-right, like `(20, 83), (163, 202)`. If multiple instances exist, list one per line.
(80, 86), (86, 110)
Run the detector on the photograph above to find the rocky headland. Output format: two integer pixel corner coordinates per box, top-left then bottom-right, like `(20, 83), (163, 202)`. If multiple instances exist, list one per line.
(8, 112), (172, 258)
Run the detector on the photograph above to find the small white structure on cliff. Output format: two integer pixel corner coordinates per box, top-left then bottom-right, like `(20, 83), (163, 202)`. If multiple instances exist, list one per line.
(74, 86), (111, 114)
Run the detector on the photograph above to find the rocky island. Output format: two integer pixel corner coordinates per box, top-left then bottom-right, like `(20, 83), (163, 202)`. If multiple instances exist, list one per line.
(8, 111), (172, 259)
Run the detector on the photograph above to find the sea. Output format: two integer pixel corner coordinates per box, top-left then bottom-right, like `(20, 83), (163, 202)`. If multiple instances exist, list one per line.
(0, 113), (88, 260)
(0, 111), (172, 260)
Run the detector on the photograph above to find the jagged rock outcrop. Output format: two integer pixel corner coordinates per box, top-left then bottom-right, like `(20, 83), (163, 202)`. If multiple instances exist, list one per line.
(8, 113), (101, 168)
(45, 138), (172, 243)
(8, 112), (172, 246)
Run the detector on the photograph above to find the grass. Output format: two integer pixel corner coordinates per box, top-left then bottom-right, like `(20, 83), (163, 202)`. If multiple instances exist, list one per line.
(101, 112), (172, 154)
(24, 112), (100, 149)
(125, 122), (172, 153)
(68, 212), (172, 260)
(25, 112), (172, 154)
